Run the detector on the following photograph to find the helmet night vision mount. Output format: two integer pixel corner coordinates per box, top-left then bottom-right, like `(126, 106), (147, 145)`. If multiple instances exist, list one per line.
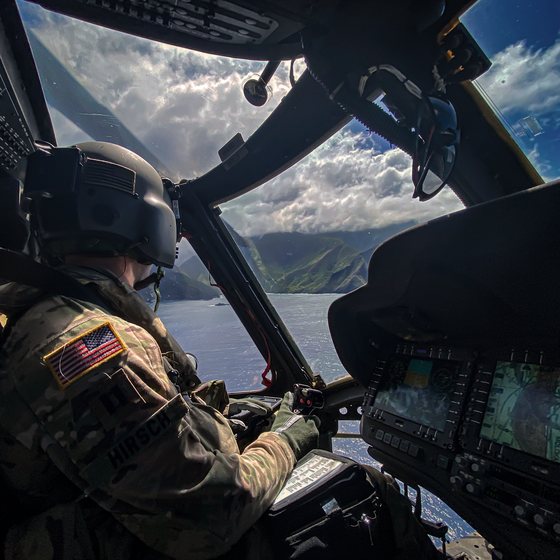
(24, 142), (182, 268)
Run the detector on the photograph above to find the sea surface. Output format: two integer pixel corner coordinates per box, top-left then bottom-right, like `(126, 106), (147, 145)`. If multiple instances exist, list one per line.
(157, 294), (474, 542)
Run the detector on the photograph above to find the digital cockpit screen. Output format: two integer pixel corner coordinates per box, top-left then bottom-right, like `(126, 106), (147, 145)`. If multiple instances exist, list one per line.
(480, 362), (560, 464)
(373, 356), (460, 432)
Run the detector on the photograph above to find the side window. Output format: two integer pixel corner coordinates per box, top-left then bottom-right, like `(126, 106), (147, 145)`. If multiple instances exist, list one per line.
(141, 250), (267, 392)
(462, 0), (560, 182)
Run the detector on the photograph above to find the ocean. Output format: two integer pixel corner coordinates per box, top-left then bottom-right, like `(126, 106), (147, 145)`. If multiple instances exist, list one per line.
(157, 294), (474, 542)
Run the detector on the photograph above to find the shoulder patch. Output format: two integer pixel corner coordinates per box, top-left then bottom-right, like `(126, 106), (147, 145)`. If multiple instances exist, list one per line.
(44, 322), (126, 389)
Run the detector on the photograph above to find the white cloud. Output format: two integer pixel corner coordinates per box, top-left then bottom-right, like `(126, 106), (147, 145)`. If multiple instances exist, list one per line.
(221, 130), (463, 237)
(526, 142), (557, 183)
(476, 38), (560, 120)
(23, 4), (299, 177)
(474, 38), (560, 182)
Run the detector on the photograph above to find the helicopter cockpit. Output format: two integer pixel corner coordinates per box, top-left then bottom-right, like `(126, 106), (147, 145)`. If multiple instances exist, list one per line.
(0, 1), (558, 559)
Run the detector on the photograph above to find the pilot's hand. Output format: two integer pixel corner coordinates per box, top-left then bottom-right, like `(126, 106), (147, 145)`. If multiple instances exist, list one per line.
(227, 397), (272, 418)
(271, 392), (320, 460)
(228, 398), (276, 449)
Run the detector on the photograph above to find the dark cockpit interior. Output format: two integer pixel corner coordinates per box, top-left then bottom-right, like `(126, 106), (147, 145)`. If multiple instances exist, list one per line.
(0, 1), (558, 559)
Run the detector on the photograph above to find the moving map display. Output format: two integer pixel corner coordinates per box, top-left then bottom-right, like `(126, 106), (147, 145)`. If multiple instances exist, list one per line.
(481, 361), (560, 464)
(374, 357), (459, 432)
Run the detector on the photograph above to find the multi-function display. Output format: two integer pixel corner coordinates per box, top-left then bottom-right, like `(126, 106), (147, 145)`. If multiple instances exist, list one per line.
(364, 347), (560, 553)
(373, 356), (461, 433)
(480, 361), (560, 464)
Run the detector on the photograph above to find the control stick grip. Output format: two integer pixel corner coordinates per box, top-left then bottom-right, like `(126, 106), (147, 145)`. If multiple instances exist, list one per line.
(292, 384), (324, 415)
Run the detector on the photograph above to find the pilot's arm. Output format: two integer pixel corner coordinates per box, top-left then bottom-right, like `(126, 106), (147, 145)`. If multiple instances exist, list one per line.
(1, 305), (318, 560)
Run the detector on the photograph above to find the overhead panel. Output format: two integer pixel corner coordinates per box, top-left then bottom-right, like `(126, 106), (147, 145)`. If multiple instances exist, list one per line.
(29, 0), (342, 60)
(78, 0), (280, 45)
(0, 59), (34, 176)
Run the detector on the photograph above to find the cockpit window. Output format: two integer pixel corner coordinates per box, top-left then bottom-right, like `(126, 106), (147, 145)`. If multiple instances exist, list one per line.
(18, 0), (297, 180)
(18, 0), (556, 389)
(220, 124), (463, 383)
(462, 0), (560, 181)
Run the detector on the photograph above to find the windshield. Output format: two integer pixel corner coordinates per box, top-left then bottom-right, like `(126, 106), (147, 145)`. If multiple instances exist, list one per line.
(463, 0), (560, 181)
(220, 126), (462, 383)
(17, 0), (302, 180)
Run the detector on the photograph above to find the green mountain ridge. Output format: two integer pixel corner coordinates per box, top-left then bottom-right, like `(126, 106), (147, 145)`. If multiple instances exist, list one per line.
(140, 266), (220, 302)
(321, 222), (416, 253)
(161, 223), (415, 299)
(179, 256), (211, 284)
(254, 232), (368, 293)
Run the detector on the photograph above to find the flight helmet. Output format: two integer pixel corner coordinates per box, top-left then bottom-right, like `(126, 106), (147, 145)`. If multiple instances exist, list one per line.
(24, 142), (180, 268)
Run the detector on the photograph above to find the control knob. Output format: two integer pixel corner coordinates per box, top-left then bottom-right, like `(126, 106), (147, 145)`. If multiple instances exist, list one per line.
(533, 509), (553, 530)
(454, 456), (470, 469)
(450, 475), (465, 489)
(470, 462), (488, 475)
(466, 482), (485, 496)
(553, 522), (560, 536)
(514, 502), (535, 519)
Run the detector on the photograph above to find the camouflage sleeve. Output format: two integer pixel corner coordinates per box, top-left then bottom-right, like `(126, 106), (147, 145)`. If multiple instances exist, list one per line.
(0, 299), (295, 559)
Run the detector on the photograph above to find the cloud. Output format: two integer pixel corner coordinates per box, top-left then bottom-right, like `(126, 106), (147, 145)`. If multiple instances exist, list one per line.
(525, 141), (557, 183)
(476, 38), (560, 120)
(221, 130), (463, 237)
(22, 3), (303, 178)
(474, 38), (560, 182)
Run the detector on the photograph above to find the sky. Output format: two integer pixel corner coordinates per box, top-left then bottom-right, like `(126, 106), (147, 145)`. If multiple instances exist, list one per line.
(17, 0), (560, 241)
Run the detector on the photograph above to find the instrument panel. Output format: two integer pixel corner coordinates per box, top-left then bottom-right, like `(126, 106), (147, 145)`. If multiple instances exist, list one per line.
(0, 2), (56, 179)
(0, 27), (34, 179)
(362, 343), (560, 558)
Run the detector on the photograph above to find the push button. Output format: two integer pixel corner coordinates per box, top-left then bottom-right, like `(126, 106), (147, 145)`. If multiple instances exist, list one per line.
(375, 429), (384, 441)
(399, 440), (410, 453)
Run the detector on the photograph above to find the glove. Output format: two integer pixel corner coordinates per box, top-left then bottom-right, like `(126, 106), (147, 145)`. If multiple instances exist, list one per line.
(227, 398), (275, 448)
(271, 392), (320, 460)
(227, 397), (272, 418)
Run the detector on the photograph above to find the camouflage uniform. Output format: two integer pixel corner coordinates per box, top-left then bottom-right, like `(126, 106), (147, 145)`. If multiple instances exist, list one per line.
(0, 266), (295, 560)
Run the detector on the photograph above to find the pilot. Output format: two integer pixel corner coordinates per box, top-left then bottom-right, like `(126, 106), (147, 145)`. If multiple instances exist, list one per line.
(0, 142), (441, 560)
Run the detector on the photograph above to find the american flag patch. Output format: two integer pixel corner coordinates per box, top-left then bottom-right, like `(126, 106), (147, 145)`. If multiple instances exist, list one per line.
(44, 322), (126, 389)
